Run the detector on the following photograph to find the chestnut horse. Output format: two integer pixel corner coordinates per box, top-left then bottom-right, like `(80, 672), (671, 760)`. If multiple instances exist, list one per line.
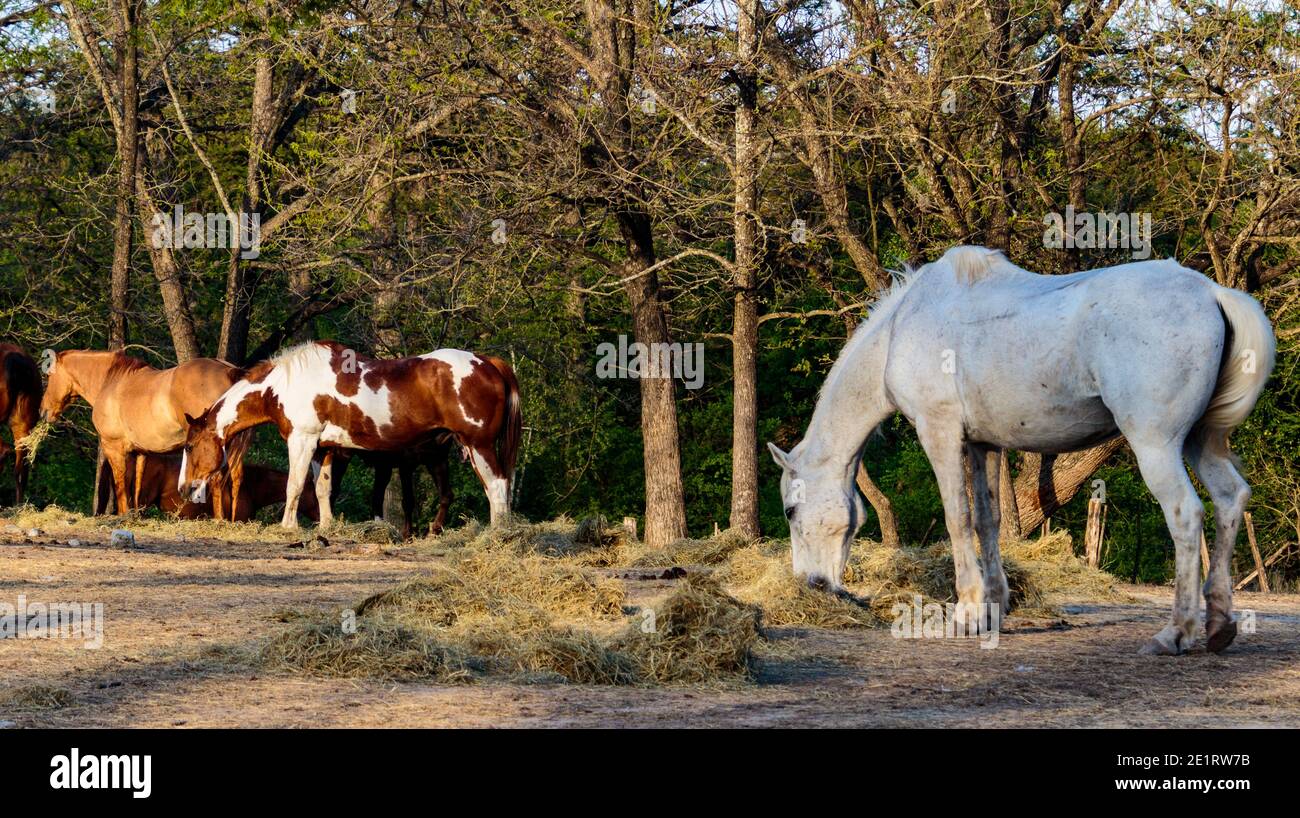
(332, 433), (459, 539)
(0, 344), (41, 504)
(181, 341), (521, 530)
(134, 454), (319, 522)
(41, 350), (250, 516)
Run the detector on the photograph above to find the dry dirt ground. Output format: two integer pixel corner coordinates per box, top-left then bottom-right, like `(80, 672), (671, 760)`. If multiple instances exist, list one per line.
(2, 520), (1299, 728)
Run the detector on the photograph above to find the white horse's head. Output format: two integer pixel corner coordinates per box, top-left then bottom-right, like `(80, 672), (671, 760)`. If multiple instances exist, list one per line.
(768, 441), (866, 591)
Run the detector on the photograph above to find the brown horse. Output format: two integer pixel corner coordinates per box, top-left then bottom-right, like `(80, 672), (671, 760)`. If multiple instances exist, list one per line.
(181, 341), (521, 530)
(0, 344), (41, 504)
(133, 453), (319, 522)
(333, 433), (459, 539)
(40, 350), (250, 516)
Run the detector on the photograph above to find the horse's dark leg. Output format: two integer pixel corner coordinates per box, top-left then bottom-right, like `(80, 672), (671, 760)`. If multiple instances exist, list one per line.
(428, 447), (452, 536)
(8, 417), (32, 506)
(370, 460), (392, 521)
(93, 452), (113, 515)
(398, 463), (416, 540)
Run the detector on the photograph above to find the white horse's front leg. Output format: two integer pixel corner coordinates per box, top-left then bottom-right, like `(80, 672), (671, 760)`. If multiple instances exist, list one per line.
(916, 417), (986, 629)
(281, 432), (318, 530)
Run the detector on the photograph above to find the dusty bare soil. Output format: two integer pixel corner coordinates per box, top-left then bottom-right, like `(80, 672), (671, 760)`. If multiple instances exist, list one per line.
(2, 522), (1299, 728)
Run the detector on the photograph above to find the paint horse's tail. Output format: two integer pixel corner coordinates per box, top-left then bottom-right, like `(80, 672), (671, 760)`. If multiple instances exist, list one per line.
(1194, 285), (1276, 459)
(485, 356), (523, 497)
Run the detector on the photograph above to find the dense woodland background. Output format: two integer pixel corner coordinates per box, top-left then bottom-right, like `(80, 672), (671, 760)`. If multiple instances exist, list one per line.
(1, 0), (1297, 586)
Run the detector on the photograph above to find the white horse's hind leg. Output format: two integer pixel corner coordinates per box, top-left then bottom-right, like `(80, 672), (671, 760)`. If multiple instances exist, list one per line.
(1130, 442), (1204, 655)
(1186, 432), (1249, 652)
(314, 450), (336, 531)
(968, 443), (1010, 616)
(915, 417), (985, 620)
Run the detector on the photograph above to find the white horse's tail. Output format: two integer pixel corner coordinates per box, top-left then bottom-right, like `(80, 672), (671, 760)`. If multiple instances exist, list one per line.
(1195, 285), (1276, 453)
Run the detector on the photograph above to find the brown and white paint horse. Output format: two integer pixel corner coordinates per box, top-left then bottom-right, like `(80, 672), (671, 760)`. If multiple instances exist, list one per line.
(135, 453), (320, 523)
(0, 344), (42, 504)
(181, 341), (521, 530)
(41, 350), (249, 516)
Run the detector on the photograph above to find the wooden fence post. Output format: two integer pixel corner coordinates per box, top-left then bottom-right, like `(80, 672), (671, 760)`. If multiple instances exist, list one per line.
(1084, 497), (1105, 568)
(1244, 511), (1269, 593)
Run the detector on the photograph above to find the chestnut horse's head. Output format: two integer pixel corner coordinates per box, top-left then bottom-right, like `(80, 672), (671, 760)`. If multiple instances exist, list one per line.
(181, 408), (225, 504)
(39, 352), (76, 422)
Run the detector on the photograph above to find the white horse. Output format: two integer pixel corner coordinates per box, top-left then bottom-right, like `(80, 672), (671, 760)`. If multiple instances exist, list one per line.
(769, 246), (1275, 655)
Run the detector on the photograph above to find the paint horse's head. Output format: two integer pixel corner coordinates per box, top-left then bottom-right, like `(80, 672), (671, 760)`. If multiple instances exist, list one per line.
(768, 441), (866, 592)
(39, 352), (76, 423)
(181, 407), (225, 504)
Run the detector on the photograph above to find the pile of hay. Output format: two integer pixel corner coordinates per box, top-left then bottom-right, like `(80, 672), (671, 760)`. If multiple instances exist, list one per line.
(721, 545), (882, 628)
(263, 520), (1119, 686)
(262, 556), (760, 686)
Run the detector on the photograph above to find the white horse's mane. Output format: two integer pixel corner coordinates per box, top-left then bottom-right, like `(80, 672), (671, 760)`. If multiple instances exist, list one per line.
(811, 268), (916, 422)
(807, 246), (1019, 454)
(266, 340), (334, 381)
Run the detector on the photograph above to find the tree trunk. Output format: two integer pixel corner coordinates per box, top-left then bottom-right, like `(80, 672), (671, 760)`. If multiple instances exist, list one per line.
(1058, 40), (1085, 272)
(620, 216), (688, 548)
(108, 0), (138, 349)
(728, 0), (760, 538)
(218, 40), (274, 365)
(1014, 439), (1124, 532)
(136, 142), (201, 363)
(856, 461), (900, 547)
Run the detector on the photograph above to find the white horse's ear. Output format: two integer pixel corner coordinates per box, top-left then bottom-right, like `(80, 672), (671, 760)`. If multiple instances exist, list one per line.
(767, 442), (790, 470)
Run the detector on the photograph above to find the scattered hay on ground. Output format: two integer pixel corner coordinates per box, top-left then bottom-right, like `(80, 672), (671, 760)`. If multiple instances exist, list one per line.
(625, 529), (752, 568)
(264, 565), (759, 686)
(1003, 531), (1126, 603)
(0, 504), (411, 547)
(721, 546), (882, 628)
(614, 574), (762, 684)
(0, 505), (306, 544)
(260, 618), (473, 682)
(420, 516), (624, 563)
(844, 529), (1124, 614)
(0, 684), (74, 710)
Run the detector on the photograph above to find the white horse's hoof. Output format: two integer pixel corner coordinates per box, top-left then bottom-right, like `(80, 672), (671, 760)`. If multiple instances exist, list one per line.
(1139, 628), (1186, 656)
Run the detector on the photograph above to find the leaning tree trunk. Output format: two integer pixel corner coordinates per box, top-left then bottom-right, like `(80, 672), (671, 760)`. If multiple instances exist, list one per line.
(1015, 439), (1124, 533)
(856, 461), (900, 547)
(998, 449), (1021, 540)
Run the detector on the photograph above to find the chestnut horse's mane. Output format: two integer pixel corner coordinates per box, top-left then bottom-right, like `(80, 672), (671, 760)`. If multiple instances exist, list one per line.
(104, 351), (152, 377)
